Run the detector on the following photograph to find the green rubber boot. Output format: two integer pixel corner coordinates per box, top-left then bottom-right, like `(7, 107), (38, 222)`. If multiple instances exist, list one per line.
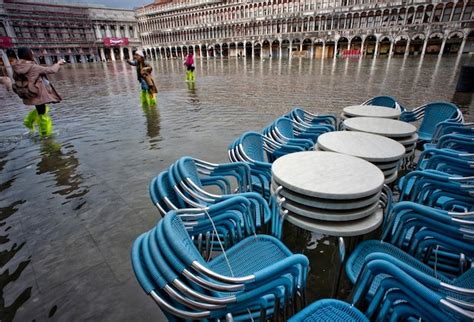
(140, 90), (148, 105)
(185, 71), (191, 82)
(190, 71), (195, 82)
(148, 92), (156, 106)
(38, 107), (53, 137)
(23, 109), (38, 132)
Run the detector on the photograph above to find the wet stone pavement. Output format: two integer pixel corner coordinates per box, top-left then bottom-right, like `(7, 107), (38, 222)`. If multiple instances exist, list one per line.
(0, 55), (473, 321)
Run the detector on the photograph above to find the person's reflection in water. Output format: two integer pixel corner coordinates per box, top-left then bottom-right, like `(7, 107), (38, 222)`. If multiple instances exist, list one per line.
(36, 137), (89, 204)
(186, 81), (201, 111)
(141, 103), (161, 149)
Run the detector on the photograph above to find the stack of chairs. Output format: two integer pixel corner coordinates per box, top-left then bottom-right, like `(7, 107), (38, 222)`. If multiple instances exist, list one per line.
(228, 108), (336, 199)
(148, 156), (279, 238)
(361, 95), (405, 112)
(400, 102), (464, 141)
(132, 209), (309, 321)
(340, 111), (474, 320)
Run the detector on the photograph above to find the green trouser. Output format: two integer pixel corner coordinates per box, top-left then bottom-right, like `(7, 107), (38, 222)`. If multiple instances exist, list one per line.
(186, 70), (195, 81)
(23, 106), (53, 137)
(141, 90), (156, 106)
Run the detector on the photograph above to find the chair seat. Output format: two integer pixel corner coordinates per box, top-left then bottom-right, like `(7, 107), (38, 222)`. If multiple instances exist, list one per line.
(288, 299), (368, 321)
(209, 235), (291, 277)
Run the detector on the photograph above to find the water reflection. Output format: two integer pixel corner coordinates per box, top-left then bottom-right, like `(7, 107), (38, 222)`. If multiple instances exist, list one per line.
(36, 138), (89, 201)
(141, 104), (161, 148)
(0, 200), (31, 322)
(0, 55), (473, 320)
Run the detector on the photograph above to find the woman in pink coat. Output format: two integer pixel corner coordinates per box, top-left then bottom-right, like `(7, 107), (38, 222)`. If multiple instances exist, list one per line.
(12, 47), (64, 136)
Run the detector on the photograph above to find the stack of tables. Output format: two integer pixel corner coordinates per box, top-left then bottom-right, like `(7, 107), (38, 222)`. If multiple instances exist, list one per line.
(271, 151), (385, 237)
(342, 117), (418, 162)
(315, 131), (405, 184)
(341, 105), (401, 120)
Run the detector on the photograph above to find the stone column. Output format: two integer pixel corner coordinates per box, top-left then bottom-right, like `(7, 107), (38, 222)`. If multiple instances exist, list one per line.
(116, 25), (121, 38)
(105, 25), (112, 38)
(0, 49), (13, 78)
(421, 37), (428, 56)
(404, 39), (411, 57)
(322, 42), (326, 59)
(310, 44), (314, 59)
(361, 38), (365, 56)
(373, 39), (379, 57)
(125, 25), (131, 38)
(100, 47), (106, 61)
(199, 44), (203, 59)
(251, 41), (255, 59)
(334, 41), (338, 58)
(111, 48), (116, 61)
(95, 25), (102, 39)
(289, 40), (293, 58)
(279, 42), (282, 58)
(438, 36), (447, 57)
(181, 46), (185, 60)
(458, 36), (467, 55)
(120, 47), (125, 60)
(388, 40), (394, 57)
(134, 27), (139, 39)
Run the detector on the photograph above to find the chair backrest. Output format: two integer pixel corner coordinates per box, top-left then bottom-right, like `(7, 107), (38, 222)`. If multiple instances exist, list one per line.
(419, 102), (460, 138)
(240, 132), (266, 162)
(274, 117), (295, 139)
(365, 96), (397, 108)
(163, 211), (206, 266)
(178, 157), (203, 188)
(158, 171), (187, 209)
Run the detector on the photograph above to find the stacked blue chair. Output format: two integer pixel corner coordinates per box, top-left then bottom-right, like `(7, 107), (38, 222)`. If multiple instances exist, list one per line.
(149, 156), (278, 237)
(362, 95), (405, 111)
(399, 102), (463, 142)
(349, 253), (474, 321)
(132, 209), (309, 321)
(285, 107), (337, 128)
(288, 299), (368, 322)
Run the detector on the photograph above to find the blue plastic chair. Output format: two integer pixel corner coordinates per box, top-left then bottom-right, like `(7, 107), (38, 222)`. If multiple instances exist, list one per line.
(288, 107), (337, 128)
(362, 95), (404, 111)
(288, 299), (368, 321)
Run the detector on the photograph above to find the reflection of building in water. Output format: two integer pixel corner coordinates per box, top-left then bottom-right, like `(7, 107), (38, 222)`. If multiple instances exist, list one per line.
(36, 139), (89, 200)
(136, 0), (474, 59)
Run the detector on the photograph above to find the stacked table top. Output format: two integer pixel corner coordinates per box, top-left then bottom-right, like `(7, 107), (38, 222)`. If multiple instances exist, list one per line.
(341, 105), (401, 120)
(271, 151), (385, 237)
(315, 131), (405, 184)
(342, 117), (418, 158)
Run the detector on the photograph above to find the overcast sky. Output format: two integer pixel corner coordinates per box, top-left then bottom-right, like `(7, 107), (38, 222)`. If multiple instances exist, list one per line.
(62, 0), (152, 9)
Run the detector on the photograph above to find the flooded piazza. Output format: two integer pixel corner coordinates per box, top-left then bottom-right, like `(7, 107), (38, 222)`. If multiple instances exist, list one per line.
(0, 55), (473, 321)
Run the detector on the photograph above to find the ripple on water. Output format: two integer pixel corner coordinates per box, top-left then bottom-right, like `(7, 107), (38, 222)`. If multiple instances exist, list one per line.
(0, 56), (472, 320)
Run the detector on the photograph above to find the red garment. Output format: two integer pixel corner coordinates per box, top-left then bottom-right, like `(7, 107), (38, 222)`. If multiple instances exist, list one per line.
(184, 54), (194, 67)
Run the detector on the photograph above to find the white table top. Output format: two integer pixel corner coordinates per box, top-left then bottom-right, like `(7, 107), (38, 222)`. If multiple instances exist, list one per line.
(343, 117), (417, 138)
(317, 131), (405, 162)
(282, 199), (379, 222)
(271, 183), (381, 210)
(285, 208), (384, 237)
(343, 105), (401, 119)
(272, 151), (384, 200)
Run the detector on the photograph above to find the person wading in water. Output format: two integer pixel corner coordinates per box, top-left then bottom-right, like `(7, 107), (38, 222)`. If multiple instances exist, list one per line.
(126, 50), (157, 105)
(12, 47), (64, 137)
(184, 52), (195, 82)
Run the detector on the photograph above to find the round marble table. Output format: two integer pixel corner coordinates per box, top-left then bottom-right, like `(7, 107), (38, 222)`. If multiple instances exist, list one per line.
(272, 151), (385, 201)
(342, 105), (401, 119)
(342, 117), (417, 138)
(316, 131), (405, 163)
(316, 131), (405, 184)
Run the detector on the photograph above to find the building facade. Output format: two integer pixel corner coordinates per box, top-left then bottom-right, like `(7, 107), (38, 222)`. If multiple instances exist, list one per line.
(90, 7), (140, 62)
(136, 0), (474, 59)
(0, 0), (140, 65)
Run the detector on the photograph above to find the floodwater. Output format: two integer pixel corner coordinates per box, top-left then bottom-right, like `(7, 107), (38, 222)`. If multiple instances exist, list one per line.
(0, 55), (473, 321)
